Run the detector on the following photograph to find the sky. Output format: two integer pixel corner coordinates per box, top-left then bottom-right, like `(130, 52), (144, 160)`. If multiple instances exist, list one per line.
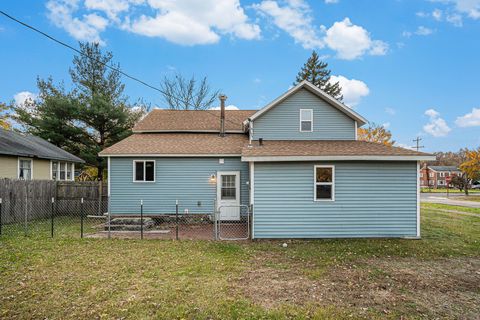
(0, 0), (479, 152)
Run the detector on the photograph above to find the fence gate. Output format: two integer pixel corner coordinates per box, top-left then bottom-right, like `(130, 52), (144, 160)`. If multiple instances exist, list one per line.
(216, 205), (250, 240)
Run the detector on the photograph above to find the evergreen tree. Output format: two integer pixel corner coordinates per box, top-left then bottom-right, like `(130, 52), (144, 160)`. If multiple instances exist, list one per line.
(15, 42), (147, 181)
(294, 51), (343, 101)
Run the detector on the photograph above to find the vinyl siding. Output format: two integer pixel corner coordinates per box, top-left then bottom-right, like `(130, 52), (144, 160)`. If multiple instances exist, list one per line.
(33, 159), (51, 180)
(0, 156), (18, 179)
(253, 161), (418, 238)
(109, 157), (249, 215)
(252, 88), (356, 140)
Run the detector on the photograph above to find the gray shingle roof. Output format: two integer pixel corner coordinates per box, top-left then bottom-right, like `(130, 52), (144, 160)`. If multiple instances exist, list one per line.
(0, 129), (84, 163)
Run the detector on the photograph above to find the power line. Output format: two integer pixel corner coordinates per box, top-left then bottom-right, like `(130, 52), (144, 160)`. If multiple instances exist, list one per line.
(412, 136), (424, 152)
(0, 10), (241, 128)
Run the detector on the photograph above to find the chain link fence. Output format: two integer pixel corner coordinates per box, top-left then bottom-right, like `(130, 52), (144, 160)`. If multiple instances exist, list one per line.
(0, 197), (251, 240)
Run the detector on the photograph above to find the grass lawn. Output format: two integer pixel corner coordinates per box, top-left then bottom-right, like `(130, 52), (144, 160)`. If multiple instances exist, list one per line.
(456, 195), (480, 202)
(421, 188), (480, 193)
(0, 207), (479, 319)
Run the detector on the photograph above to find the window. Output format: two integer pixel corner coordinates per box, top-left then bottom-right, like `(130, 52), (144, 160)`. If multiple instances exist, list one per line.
(439, 172), (445, 178)
(52, 162), (58, 180)
(18, 158), (32, 180)
(300, 109), (313, 132)
(221, 175), (236, 200)
(438, 180), (444, 185)
(59, 162), (66, 180)
(133, 160), (155, 182)
(429, 173), (434, 178)
(420, 173), (424, 178)
(314, 165), (334, 201)
(51, 161), (74, 181)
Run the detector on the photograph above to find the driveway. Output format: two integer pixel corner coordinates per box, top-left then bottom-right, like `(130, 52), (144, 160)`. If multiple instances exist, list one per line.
(421, 193), (480, 208)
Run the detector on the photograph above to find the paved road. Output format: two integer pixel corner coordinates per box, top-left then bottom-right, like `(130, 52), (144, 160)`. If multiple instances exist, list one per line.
(421, 193), (480, 208)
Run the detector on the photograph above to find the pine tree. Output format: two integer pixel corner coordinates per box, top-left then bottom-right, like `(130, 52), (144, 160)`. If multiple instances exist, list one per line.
(14, 42), (148, 181)
(294, 51), (343, 101)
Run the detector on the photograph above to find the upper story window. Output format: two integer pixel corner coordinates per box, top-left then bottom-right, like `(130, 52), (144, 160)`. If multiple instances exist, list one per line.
(300, 109), (313, 132)
(134, 160), (155, 182)
(18, 158), (32, 180)
(314, 165), (335, 201)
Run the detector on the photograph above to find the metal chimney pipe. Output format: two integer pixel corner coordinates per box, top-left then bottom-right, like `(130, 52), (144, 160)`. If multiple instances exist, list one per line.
(219, 94), (227, 137)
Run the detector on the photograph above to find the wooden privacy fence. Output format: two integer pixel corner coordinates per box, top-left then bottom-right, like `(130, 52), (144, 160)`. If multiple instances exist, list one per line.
(0, 179), (108, 224)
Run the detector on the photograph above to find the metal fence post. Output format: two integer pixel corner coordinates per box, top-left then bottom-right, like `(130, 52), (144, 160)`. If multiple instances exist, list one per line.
(108, 211), (111, 239)
(51, 197), (55, 238)
(175, 200), (179, 240)
(140, 200), (144, 240)
(80, 198), (84, 238)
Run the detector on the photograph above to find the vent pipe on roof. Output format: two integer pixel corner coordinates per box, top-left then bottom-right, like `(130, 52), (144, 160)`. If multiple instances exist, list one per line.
(219, 94), (227, 137)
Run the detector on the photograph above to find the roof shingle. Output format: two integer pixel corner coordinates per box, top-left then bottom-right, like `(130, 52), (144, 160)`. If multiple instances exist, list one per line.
(99, 133), (248, 156)
(133, 109), (256, 132)
(0, 129), (84, 163)
(242, 140), (434, 158)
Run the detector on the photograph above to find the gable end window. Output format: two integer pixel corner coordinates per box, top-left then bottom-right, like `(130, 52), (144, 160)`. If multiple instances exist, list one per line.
(300, 109), (313, 132)
(133, 160), (155, 182)
(314, 165), (335, 201)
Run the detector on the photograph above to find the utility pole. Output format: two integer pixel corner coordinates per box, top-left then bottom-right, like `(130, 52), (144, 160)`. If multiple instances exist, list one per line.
(412, 137), (424, 152)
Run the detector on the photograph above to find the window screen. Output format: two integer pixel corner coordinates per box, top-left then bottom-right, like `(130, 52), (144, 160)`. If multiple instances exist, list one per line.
(315, 166), (334, 200)
(134, 161), (155, 182)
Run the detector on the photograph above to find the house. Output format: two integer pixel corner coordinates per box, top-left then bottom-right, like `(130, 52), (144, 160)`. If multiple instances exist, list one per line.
(420, 165), (461, 188)
(100, 81), (435, 239)
(0, 129), (84, 180)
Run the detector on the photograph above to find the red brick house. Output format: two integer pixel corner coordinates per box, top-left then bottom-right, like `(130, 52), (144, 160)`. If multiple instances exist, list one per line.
(420, 165), (461, 188)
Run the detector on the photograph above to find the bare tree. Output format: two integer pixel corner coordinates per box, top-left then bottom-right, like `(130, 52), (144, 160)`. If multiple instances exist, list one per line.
(160, 73), (220, 110)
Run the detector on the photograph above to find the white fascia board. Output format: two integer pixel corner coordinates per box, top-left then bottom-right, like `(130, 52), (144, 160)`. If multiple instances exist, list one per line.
(245, 80), (368, 126)
(242, 155), (437, 162)
(99, 153), (242, 158)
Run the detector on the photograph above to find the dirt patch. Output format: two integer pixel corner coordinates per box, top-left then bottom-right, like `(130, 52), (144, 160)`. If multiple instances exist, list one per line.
(235, 254), (480, 318)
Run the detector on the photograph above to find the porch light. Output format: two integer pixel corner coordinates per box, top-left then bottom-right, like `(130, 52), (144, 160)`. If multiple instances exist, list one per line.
(210, 174), (216, 182)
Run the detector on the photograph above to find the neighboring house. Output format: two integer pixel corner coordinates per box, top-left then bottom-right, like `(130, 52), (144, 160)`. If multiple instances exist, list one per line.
(419, 165), (461, 188)
(0, 129), (84, 180)
(100, 81), (435, 239)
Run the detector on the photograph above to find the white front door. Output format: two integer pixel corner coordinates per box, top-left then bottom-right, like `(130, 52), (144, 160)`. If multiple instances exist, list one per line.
(217, 171), (240, 221)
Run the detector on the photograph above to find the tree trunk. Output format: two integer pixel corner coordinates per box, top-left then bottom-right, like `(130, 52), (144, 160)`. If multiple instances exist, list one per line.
(97, 158), (104, 181)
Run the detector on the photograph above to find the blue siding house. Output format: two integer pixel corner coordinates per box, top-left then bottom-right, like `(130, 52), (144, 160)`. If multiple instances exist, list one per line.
(100, 81), (434, 239)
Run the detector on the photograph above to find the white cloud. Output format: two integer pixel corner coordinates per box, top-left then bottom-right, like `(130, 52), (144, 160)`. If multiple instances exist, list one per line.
(385, 107), (396, 115)
(446, 13), (463, 26)
(14, 91), (37, 108)
(46, 0), (260, 46)
(450, 0), (480, 19)
(423, 108), (451, 137)
(324, 18), (388, 59)
(415, 26), (434, 35)
(210, 105), (239, 110)
(455, 107), (480, 127)
(253, 78), (262, 84)
(382, 122), (391, 129)
(325, 0), (339, 3)
(432, 8), (443, 20)
(253, 0), (324, 49)
(329, 75), (369, 107)
(254, 2), (387, 59)
(46, 0), (108, 44)
(395, 142), (415, 150)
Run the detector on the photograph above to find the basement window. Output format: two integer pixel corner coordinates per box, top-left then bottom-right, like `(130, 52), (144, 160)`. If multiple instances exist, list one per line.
(133, 160), (155, 182)
(314, 165), (335, 201)
(300, 109), (313, 132)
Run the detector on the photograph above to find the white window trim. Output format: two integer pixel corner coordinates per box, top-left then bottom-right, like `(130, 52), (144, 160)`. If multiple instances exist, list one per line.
(299, 109), (313, 132)
(132, 160), (156, 183)
(314, 165), (335, 202)
(18, 157), (33, 180)
(50, 160), (75, 181)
